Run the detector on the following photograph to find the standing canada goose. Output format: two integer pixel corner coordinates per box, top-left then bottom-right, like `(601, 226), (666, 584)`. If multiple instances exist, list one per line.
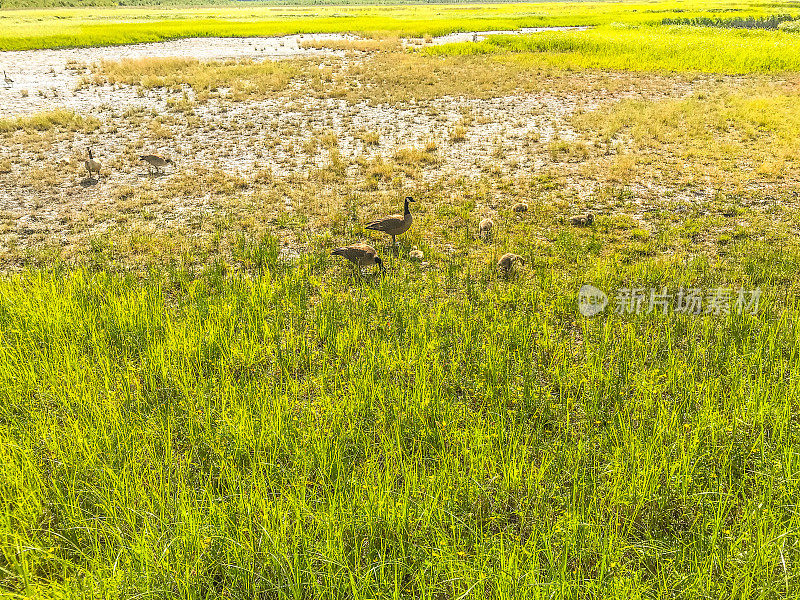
(3, 71), (12, 88)
(140, 154), (172, 175)
(570, 212), (594, 227)
(479, 218), (493, 239)
(331, 243), (385, 274)
(498, 252), (525, 272)
(365, 196), (415, 254)
(84, 148), (101, 178)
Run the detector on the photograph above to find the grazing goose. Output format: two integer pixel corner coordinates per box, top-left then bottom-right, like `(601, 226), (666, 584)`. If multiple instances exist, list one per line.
(3, 71), (12, 88)
(365, 196), (415, 253)
(512, 203), (528, 213)
(84, 148), (101, 178)
(498, 252), (525, 272)
(479, 218), (493, 239)
(331, 243), (384, 273)
(570, 212), (594, 226)
(140, 154), (172, 174)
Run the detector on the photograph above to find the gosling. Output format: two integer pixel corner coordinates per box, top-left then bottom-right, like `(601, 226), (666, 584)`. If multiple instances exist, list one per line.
(570, 212), (594, 227)
(479, 218), (493, 240)
(140, 154), (173, 175)
(84, 148), (101, 178)
(512, 203), (528, 213)
(498, 252), (525, 272)
(331, 243), (385, 274)
(365, 196), (415, 254)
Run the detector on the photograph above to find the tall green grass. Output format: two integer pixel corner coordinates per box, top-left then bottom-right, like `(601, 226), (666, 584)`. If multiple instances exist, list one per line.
(2, 241), (800, 597)
(430, 24), (800, 73)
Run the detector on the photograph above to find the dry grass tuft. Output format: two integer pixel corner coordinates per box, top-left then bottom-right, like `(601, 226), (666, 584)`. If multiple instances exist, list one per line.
(89, 57), (300, 101)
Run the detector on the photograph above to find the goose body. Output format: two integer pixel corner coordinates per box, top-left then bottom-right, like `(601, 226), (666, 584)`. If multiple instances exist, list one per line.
(331, 243), (384, 272)
(365, 196), (415, 251)
(140, 154), (172, 174)
(498, 252), (525, 272)
(84, 148), (101, 177)
(570, 213), (594, 227)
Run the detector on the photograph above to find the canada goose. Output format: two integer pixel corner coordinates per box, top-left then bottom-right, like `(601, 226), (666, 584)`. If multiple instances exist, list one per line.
(3, 71), (12, 88)
(365, 196), (415, 253)
(479, 218), (493, 239)
(140, 154), (172, 175)
(570, 212), (594, 226)
(498, 252), (525, 272)
(512, 203), (528, 213)
(84, 148), (101, 178)
(331, 243), (385, 273)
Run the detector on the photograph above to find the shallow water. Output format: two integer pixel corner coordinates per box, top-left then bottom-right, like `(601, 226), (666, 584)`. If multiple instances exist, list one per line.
(423, 26), (591, 46)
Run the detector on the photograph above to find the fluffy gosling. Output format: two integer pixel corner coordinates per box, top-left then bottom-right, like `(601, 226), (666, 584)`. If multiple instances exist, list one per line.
(512, 203), (528, 213)
(570, 212), (594, 227)
(498, 252), (525, 272)
(479, 218), (494, 239)
(331, 243), (385, 274)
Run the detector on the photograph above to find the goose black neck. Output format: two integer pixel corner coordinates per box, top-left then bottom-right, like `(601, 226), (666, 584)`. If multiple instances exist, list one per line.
(404, 198), (411, 215)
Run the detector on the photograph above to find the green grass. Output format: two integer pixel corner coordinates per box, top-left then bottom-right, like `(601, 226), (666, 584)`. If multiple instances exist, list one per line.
(1, 238), (800, 597)
(0, 109), (100, 133)
(3, 2), (800, 596)
(1, 1), (799, 51)
(430, 24), (800, 73)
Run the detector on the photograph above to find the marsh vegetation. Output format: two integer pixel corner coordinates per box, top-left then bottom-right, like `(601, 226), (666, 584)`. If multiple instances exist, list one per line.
(1, 1), (800, 597)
